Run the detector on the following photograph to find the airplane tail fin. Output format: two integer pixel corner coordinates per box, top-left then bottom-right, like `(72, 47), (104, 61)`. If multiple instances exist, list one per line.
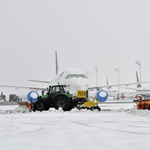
(55, 51), (58, 75)
(106, 78), (111, 89)
(136, 71), (141, 88)
(106, 78), (108, 86)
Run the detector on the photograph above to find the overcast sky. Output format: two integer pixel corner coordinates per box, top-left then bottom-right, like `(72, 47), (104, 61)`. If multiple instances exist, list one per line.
(0, 0), (150, 98)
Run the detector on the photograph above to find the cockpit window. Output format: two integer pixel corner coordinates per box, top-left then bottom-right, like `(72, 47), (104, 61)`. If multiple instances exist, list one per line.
(71, 74), (78, 78)
(66, 74), (71, 79)
(65, 74), (88, 79)
(78, 74), (84, 78)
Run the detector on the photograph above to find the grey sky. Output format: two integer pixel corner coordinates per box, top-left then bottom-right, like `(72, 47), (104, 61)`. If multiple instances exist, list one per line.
(0, 0), (150, 98)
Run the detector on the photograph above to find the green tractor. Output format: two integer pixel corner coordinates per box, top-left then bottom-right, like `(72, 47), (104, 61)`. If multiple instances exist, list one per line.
(33, 85), (80, 111)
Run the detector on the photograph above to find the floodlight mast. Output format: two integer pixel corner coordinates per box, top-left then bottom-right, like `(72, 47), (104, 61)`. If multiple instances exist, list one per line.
(135, 60), (141, 82)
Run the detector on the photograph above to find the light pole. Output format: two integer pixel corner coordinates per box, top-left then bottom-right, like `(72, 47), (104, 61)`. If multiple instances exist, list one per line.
(94, 67), (98, 87)
(115, 68), (120, 94)
(135, 60), (141, 82)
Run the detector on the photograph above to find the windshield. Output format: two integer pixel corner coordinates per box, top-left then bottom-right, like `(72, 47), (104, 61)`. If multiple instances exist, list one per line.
(78, 74), (84, 78)
(71, 74), (78, 78)
(65, 74), (88, 79)
(51, 86), (67, 93)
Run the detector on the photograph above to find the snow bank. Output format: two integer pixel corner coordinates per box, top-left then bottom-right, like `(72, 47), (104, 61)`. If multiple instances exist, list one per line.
(127, 105), (150, 118)
(0, 106), (102, 115)
(111, 107), (129, 112)
(1, 104), (150, 118)
(0, 105), (30, 114)
(14, 105), (30, 113)
(110, 106), (150, 118)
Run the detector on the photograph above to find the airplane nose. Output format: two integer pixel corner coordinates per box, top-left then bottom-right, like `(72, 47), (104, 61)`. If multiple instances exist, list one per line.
(74, 80), (88, 90)
(66, 79), (88, 96)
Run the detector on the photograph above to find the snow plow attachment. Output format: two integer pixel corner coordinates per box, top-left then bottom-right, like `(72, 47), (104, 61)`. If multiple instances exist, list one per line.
(17, 91), (39, 111)
(134, 100), (150, 110)
(18, 102), (33, 111)
(79, 99), (101, 111)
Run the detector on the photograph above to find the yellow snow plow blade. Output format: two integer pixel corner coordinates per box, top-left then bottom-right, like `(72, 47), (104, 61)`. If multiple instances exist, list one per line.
(82, 99), (98, 109)
(18, 102), (33, 111)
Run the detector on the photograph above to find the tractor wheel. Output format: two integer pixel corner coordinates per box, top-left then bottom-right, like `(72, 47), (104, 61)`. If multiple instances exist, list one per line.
(34, 100), (45, 111)
(54, 96), (70, 111)
(65, 102), (73, 111)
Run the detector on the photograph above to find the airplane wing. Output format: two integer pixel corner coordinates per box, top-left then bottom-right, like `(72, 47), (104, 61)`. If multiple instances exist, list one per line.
(120, 87), (137, 90)
(28, 80), (50, 84)
(88, 81), (150, 90)
(123, 91), (150, 97)
(0, 84), (47, 91)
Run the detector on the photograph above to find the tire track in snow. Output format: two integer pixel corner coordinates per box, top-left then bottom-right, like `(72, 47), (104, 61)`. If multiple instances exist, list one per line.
(70, 120), (150, 136)
(1, 121), (46, 139)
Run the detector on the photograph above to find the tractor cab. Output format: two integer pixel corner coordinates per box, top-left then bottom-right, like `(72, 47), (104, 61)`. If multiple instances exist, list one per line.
(49, 85), (72, 100)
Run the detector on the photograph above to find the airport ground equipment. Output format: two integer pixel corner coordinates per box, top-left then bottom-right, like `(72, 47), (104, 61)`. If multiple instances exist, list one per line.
(17, 102), (33, 111)
(78, 98), (101, 111)
(0, 92), (6, 101)
(18, 85), (88, 111)
(33, 85), (77, 111)
(134, 96), (150, 110)
(18, 85), (108, 111)
(9, 94), (21, 102)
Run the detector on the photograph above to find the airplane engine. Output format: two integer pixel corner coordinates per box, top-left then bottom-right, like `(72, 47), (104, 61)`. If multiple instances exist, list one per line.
(27, 91), (39, 103)
(96, 90), (108, 102)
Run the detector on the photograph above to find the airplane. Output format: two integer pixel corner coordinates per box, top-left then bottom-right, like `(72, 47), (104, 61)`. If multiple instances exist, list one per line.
(28, 51), (89, 97)
(1, 51), (150, 101)
(120, 71), (150, 99)
(28, 51), (150, 100)
(29, 67), (90, 96)
(104, 78), (128, 100)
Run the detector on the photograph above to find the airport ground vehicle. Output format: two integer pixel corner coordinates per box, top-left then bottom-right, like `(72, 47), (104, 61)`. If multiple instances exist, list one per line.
(0, 92), (6, 101)
(18, 85), (101, 111)
(9, 94), (21, 102)
(134, 96), (150, 110)
(33, 85), (78, 111)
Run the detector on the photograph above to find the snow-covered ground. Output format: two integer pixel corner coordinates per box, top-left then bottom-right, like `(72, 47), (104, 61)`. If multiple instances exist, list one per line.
(0, 100), (150, 150)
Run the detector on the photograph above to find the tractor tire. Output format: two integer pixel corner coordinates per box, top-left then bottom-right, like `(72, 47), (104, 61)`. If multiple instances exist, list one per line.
(54, 96), (71, 111)
(34, 100), (45, 111)
(65, 102), (73, 111)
